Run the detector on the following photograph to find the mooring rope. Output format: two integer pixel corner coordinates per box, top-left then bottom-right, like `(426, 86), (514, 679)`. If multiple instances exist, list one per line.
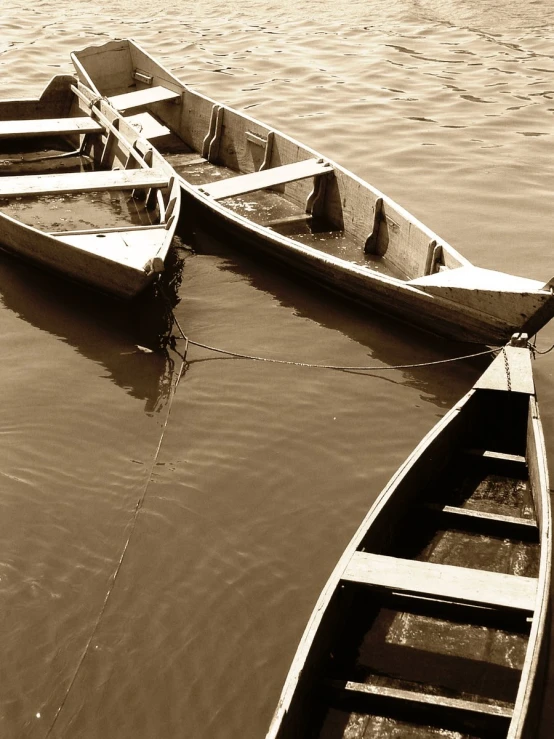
(181, 336), (501, 370)
(530, 337), (554, 355)
(44, 275), (552, 734)
(168, 309), (502, 370)
(44, 349), (188, 737)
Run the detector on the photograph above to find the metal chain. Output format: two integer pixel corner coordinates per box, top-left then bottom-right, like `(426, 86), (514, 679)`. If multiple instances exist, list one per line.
(502, 346), (512, 391)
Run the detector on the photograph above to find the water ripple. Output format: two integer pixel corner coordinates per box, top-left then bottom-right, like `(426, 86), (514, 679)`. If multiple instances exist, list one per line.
(1, 2), (554, 738)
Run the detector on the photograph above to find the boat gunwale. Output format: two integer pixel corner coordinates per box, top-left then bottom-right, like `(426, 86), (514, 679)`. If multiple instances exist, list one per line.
(265, 353), (551, 739)
(507, 395), (551, 739)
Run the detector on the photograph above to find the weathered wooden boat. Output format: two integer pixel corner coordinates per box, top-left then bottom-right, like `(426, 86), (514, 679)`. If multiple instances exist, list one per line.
(71, 39), (554, 342)
(0, 74), (180, 299)
(265, 334), (551, 739)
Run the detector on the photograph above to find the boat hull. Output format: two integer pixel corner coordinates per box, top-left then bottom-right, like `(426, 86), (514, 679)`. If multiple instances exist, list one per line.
(0, 75), (180, 299)
(265, 343), (551, 739)
(0, 209), (155, 299)
(72, 39), (554, 341)
(183, 192), (542, 345)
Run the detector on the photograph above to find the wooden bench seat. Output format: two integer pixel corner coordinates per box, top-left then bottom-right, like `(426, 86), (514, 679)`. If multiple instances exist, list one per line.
(0, 117), (103, 139)
(55, 226), (169, 270)
(464, 448), (527, 465)
(108, 86), (180, 111)
(329, 680), (513, 721)
(427, 504), (538, 539)
(196, 158), (333, 201)
(342, 551), (537, 613)
(0, 168), (169, 198)
(123, 112), (170, 140)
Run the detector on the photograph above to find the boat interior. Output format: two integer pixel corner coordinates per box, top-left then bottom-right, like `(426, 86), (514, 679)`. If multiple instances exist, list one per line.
(0, 75), (177, 267)
(279, 389), (544, 739)
(72, 41), (472, 283)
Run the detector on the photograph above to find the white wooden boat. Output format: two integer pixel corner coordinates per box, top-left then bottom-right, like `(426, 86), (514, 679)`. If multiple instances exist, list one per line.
(71, 39), (554, 342)
(263, 333), (551, 739)
(0, 74), (180, 299)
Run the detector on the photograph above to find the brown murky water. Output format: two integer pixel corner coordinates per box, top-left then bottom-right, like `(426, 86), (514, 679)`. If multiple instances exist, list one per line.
(1, 1), (553, 737)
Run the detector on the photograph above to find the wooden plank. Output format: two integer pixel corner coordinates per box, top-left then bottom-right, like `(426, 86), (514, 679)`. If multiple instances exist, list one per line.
(49, 224), (166, 237)
(108, 85), (180, 111)
(410, 265), (545, 292)
(0, 117), (103, 138)
(429, 504), (537, 531)
(342, 552), (537, 613)
(197, 158), (333, 200)
(71, 40), (134, 98)
(133, 70), (153, 85)
(56, 227), (170, 270)
(464, 448), (527, 465)
(70, 85), (154, 171)
(179, 156), (208, 167)
(407, 267), (550, 335)
(364, 197), (383, 253)
(329, 680), (513, 720)
(123, 112), (170, 140)
(264, 213), (313, 228)
(245, 130), (268, 146)
(0, 169), (169, 197)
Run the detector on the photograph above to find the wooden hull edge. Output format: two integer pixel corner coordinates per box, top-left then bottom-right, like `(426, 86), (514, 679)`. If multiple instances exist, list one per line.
(0, 212), (160, 299)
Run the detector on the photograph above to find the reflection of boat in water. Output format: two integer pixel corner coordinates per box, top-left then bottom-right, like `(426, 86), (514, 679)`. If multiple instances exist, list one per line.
(0, 74), (180, 298)
(176, 219), (492, 409)
(0, 246), (185, 414)
(72, 39), (554, 344)
(266, 335), (551, 739)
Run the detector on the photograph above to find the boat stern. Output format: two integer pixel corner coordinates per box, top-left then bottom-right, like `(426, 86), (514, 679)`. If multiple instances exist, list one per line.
(409, 266), (554, 341)
(71, 39), (135, 98)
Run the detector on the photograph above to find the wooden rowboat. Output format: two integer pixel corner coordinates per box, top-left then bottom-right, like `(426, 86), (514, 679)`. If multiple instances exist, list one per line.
(265, 334), (551, 739)
(71, 39), (554, 342)
(0, 74), (180, 299)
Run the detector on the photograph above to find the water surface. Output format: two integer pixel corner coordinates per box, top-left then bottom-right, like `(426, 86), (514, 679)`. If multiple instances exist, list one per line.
(1, 2), (553, 737)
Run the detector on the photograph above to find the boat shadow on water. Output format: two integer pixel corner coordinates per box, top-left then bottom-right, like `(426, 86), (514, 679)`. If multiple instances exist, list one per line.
(0, 239), (187, 414)
(177, 218), (494, 410)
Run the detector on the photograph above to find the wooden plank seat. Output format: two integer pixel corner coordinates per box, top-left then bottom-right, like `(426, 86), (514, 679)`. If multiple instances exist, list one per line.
(0, 168), (169, 198)
(108, 86), (180, 112)
(342, 551), (537, 613)
(431, 504), (537, 529)
(123, 112), (170, 140)
(55, 226), (170, 271)
(328, 680), (514, 721)
(196, 158), (333, 201)
(427, 504), (538, 539)
(464, 448), (527, 465)
(0, 117), (103, 139)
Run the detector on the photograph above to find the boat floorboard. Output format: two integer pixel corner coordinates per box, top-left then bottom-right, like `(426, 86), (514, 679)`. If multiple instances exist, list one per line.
(360, 446), (539, 579)
(318, 705), (506, 739)
(0, 144), (83, 176)
(318, 428), (539, 738)
(437, 453), (535, 521)
(415, 520), (540, 577)
(0, 189), (158, 232)
(313, 588), (530, 739)
(0, 146), (158, 232)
